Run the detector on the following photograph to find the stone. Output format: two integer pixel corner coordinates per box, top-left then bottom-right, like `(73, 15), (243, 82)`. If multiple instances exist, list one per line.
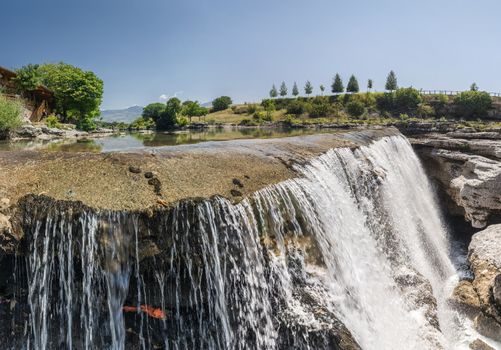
(128, 166), (142, 174)
(232, 178), (244, 188)
(147, 178), (162, 195)
(493, 274), (501, 307)
(11, 125), (42, 139)
(474, 313), (501, 342)
(450, 280), (481, 314)
(469, 339), (495, 350)
(144, 171), (156, 179)
(230, 189), (242, 197)
(0, 198), (9, 211)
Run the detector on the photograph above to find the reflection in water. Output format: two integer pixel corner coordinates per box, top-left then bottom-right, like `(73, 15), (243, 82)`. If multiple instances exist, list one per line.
(0, 127), (328, 153)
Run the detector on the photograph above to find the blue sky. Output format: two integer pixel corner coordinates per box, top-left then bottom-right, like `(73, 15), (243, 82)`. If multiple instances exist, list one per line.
(3, 0), (501, 109)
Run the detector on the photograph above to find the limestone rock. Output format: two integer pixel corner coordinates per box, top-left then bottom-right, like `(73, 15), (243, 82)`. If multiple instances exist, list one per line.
(468, 224), (501, 341)
(414, 145), (501, 228)
(450, 280), (481, 314)
(469, 338), (495, 350)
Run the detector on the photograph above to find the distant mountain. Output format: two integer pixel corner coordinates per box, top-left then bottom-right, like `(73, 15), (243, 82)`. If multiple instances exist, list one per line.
(100, 106), (143, 123)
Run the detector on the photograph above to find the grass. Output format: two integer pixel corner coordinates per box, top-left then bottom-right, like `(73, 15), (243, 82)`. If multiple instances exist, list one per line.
(204, 105), (287, 125)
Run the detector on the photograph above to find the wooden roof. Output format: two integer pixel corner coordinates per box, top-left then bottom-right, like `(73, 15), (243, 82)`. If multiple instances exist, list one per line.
(0, 66), (17, 79)
(0, 65), (54, 97)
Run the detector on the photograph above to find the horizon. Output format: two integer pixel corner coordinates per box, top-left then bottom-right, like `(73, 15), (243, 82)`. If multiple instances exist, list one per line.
(3, 0), (501, 110)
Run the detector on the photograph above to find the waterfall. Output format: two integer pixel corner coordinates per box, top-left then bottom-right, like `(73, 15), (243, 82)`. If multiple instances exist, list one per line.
(13, 134), (479, 349)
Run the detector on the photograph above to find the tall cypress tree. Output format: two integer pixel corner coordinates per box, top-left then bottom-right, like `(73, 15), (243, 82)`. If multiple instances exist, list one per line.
(385, 71), (398, 91)
(269, 84), (278, 98)
(304, 81), (313, 95)
(346, 75), (360, 93)
(292, 82), (299, 97)
(331, 74), (344, 93)
(367, 79), (373, 91)
(279, 81), (288, 97)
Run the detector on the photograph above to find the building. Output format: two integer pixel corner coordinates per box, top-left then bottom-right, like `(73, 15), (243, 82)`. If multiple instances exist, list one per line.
(0, 66), (55, 122)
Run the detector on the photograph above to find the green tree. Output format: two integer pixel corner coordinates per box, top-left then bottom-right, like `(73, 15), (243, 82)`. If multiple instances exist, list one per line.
(470, 83), (479, 91)
(320, 84), (325, 95)
(304, 81), (313, 95)
(346, 75), (360, 93)
(269, 84), (278, 98)
(37, 63), (104, 127)
(367, 79), (373, 91)
(182, 100), (208, 122)
(142, 103), (166, 121)
(454, 91), (492, 118)
(385, 70), (398, 91)
(292, 82), (299, 97)
(331, 74), (344, 93)
(212, 96), (233, 112)
(156, 97), (182, 129)
(280, 82), (288, 97)
(14, 64), (42, 92)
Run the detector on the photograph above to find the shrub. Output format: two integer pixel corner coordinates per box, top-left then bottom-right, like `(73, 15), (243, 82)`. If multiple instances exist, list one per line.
(45, 115), (61, 128)
(416, 103), (435, 118)
(247, 104), (258, 115)
(176, 116), (189, 127)
(375, 92), (395, 111)
(239, 118), (258, 126)
(346, 100), (365, 117)
(77, 117), (97, 131)
(0, 95), (22, 133)
(394, 87), (422, 113)
(287, 100), (307, 115)
(309, 101), (331, 118)
(212, 96), (233, 112)
(454, 91), (492, 119)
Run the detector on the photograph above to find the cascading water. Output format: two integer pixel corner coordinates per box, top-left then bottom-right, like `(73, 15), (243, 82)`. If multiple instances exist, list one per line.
(7, 134), (489, 349)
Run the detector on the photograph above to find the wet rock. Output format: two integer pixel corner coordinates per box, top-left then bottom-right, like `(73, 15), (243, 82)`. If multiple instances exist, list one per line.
(232, 178), (244, 188)
(473, 314), (501, 342)
(467, 224), (501, 341)
(11, 125), (42, 138)
(147, 178), (162, 195)
(128, 166), (142, 174)
(469, 339), (495, 350)
(230, 189), (242, 197)
(450, 280), (481, 315)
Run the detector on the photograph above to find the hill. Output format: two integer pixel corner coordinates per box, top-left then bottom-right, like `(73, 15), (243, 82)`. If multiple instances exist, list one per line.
(100, 106), (143, 123)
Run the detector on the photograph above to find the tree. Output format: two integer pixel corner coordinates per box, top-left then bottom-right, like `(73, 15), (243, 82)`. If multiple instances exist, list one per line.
(269, 84), (278, 98)
(14, 64), (42, 92)
(367, 79), (373, 91)
(331, 74), (344, 93)
(470, 83), (479, 91)
(142, 103), (166, 121)
(37, 63), (104, 128)
(279, 82), (288, 97)
(182, 100), (209, 122)
(304, 81), (313, 96)
(385, 70), (398, 91)
(292, 82), (299, 97)
(454, 91), (492, 118)
(212, 96), (232, 112)
(156, 97), (182, 129)
(320, 84), (325, 95)
(346, 75), (360, 93)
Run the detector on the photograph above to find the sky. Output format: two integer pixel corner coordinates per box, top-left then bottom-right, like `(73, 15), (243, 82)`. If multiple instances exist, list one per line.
(3, 0), (501, 109)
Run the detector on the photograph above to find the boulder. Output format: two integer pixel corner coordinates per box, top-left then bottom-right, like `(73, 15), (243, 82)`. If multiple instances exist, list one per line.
(450, 280), (481, 315)
(469, 338), (496, 350)
(468, 224), (501, 341)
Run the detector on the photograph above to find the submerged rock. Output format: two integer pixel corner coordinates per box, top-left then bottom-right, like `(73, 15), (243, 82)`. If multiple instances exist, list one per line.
(469, 338), (496, 350)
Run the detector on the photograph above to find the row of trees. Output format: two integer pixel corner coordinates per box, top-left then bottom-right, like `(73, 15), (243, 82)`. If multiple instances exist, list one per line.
(141, 95), (233, 130)
(14, 63), (104, 130)
(269, 71), (399, 98)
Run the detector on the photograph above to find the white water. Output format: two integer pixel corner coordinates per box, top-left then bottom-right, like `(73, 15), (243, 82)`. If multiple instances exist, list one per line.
(21, 134), (492, 349)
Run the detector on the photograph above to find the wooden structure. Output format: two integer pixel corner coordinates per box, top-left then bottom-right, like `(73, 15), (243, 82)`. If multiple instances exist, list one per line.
(0, 66), (55, 122)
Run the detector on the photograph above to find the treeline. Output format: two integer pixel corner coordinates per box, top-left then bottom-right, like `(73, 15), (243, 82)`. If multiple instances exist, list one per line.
(269, 71), (398, 98)
(7, 63), (103, 131)
(137, 96), (233, 130)
(261, 86), (493, 121)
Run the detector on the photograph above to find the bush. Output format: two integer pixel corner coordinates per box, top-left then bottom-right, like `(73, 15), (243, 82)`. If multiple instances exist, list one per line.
(45, 115), (61, 128)
(394, 87), (422, 113)
(287, 100), (311, 115)
(212, 96), (233, 112)
(454, 91), (492, 118)
(346, 100), (365, 117)
(253, 111), (273, 122)
(246, 104), (258, 115)
(77, 117), (97, 131)
(416, 103), (435, 118)
(239, 118), (258, 126)
(309, 101), (331, 118)
(176, 116), (189, 127)
(0, 96), (22, 133)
